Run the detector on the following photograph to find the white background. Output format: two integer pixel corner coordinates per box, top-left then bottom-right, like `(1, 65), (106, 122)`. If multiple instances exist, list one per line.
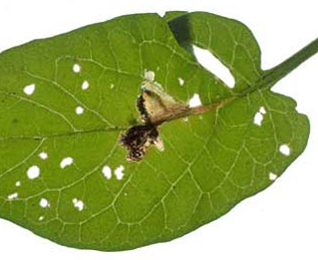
(0, 0), (317, 259)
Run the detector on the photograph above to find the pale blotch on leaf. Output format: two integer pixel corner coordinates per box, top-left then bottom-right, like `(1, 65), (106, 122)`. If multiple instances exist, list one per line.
(154, 137), (165, 151)
(144, 70), (155, 82)
(110, 83), (115, 89)
(39, 198), (50, 208)
(73, 64), (81, 73)
(75, 106), (84, 115)
(102, 165), (112, 179)
(279, 144), (291, 156)
(60, 157), (73, 169)
(269, 172), (278, 181)
(188, 93), (202, 108)
(27, 165), (40, 179)
(8, 192), (18, 200)
(15, 181), (21, 187)
(23, 84), (36, 96)
(39, 152), (48, 160)
(72, 198), (84, 211)
(114, 165), (124, 180)
(39, 216), (44, 221)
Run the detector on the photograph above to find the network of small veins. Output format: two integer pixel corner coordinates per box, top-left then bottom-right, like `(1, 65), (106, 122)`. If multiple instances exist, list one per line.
(0, 26), (293, 240)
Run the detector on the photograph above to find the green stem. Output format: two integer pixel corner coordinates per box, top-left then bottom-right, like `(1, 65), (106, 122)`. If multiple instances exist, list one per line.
(262, 37), (318, 87)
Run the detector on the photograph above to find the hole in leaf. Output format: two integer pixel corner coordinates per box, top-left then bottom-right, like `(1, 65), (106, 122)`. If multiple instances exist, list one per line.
(254, 106), (267, 126)
(178, 77), (185, 86)
(27, 166), (40, 179)
(72, 198), (84, 211)
(279, 144), (291, 156)
(75, 106), (84, 115)
(60, 157), (73, 169)
(193, 45), (235, 88)
(114, 165), (124, 180)
(73, 64), (81, 73)
(39, 216), (44, 221)
(254, 112), (263, 126)
(8, 192), (18, 200)
(188, 93), (202, 108)
(39, 198), (50, 208)
(259, 106), (266, 115)
(81, 80), (89, 90)
(102, 165), (112, 179)
(23, 84), (36, 95)
(158, 11), (166, 17)
(39, 152), (48, 160)
(15, 181), (21, 187)
(269, 172), (278, 181)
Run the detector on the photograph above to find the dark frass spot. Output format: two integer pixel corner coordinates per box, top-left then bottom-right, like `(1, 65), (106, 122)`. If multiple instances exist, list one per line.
(137, 94), (149, 122)
(120, 124), (159, 162)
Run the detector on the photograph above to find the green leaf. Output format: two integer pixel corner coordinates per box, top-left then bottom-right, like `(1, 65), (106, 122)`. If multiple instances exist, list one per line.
(0, 11), (315, 251)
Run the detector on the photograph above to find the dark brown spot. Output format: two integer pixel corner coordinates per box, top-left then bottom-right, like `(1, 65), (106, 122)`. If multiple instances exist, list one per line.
(120, 124), (159, 162)
(137, 94), (148, 122)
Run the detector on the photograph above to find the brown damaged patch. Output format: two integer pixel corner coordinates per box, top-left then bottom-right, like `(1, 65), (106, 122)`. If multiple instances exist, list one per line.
(119, 124), (160, 162)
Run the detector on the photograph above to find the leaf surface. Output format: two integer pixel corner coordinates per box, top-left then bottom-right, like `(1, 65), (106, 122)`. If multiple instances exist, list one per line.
(0, 12), (312, 251)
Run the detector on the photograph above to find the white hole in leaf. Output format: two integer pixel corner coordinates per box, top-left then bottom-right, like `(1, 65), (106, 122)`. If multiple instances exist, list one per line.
(60, 157), (73, 169)
(193, 45), (235, 88)
(81, 80), (89, 90)
(72, 198), (84, 211)
(254, 106), (267, 126)
(279, 144), (291, 156)
(144, 70), (155, 82)
(39, 152), (48, 160)
(15, 181), (21, 187)
(27, 166), (40, 179)
(102, 165), (112, 179)
(259, 106), (267, 115)
(110, 83), (115, 89)
(8, 192), (18, 200)
(114, 165), (125, 180)
(39, 216), (44, 221)
(75, 106), (84, 115)
(23, 84), (36, 96)
(254, 112), (263, 126)
(178, 77), (185, 86)
(39, 198), (50, 208)
(269, 172), (278, 181)
(188, 93), (202, 108)
(73, 64), (81, 73)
